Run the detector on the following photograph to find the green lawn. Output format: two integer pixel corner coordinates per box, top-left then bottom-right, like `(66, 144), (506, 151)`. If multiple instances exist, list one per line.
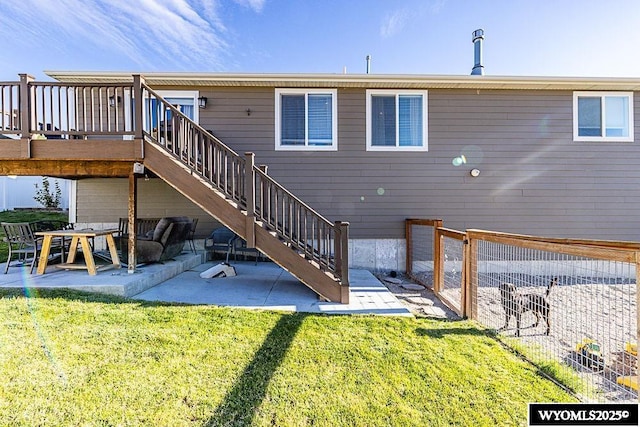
(0, 210), (69, 260)
(0, 288), (576, 426)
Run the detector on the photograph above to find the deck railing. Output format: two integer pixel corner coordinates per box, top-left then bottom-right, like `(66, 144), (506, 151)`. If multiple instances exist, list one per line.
(254, 166), (348, 274)
(0, 82), (20, 135)
(29, 82), (134, 137)
(1, 75), (134, 139)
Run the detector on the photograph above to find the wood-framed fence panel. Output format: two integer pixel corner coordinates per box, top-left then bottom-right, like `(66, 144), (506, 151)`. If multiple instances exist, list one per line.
(406, 219), (639, 402)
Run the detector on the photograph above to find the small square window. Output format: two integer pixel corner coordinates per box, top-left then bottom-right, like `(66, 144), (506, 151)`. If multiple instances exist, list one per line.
(366, 90), (428, 151)
(573, 92), (633, 142)
(275, 89), (337, 151)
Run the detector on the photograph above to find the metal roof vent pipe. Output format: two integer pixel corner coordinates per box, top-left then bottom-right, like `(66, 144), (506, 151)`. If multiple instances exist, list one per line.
(366, 55), (371, 74)
(471, 29), (485, 75)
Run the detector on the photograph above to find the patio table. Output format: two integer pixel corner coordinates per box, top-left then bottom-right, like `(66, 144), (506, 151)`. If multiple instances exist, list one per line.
(35, 229), (121, 275)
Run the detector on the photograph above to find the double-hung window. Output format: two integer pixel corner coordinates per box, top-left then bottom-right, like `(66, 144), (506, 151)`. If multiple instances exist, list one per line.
(366, 90), (428, 151)
(275, 89), (337, 150)
(573, 92), (633, 142)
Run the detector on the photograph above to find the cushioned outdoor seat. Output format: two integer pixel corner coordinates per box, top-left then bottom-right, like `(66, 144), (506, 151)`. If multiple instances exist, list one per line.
(118, 216), (192, 264)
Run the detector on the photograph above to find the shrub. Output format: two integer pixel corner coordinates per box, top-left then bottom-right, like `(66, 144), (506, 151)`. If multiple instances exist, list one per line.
(33, 177), (62, 209)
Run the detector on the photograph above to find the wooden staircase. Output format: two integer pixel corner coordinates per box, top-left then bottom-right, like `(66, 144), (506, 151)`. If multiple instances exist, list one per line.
(141, 84), (349, 303)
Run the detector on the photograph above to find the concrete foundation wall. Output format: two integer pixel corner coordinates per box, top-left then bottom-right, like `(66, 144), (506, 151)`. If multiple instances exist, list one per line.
(349, 238), (406, 272)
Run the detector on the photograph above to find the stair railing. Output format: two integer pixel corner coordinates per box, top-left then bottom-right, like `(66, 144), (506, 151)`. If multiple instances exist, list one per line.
(140, 82), (349, 285)
(141, 84), (246, 206)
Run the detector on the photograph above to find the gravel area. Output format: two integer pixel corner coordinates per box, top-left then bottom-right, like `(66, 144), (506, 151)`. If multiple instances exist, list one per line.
(375, 272), (459, 320)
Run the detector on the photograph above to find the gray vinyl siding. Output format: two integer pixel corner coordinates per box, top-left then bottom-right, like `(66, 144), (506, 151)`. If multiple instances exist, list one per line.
(76, 179), (220, 238)
(79, 86), (640, 242)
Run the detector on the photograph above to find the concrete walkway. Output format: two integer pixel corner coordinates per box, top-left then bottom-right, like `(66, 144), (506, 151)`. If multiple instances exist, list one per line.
(134, 261), (413, 316)
(1, 255), (412, 317)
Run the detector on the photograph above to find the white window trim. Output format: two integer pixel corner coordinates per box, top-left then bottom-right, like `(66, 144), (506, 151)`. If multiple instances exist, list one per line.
(573, 91), (634, 142)
(366, 89), (428, 152)
(151, 90), (200, 124)
(275, 88), (338, 151)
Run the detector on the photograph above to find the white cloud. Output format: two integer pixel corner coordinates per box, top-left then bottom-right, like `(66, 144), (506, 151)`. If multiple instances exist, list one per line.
(428, 0), (447, 14)
(233, 0), (265, 13)
(0, 0), (264, 72)
(380, 8), (410, 38)
(380, 0), (447, 39)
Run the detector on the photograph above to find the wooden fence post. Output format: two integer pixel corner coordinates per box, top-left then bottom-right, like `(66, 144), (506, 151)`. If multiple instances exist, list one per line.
(433, 219), (444, 293)
(466, 235), (478, 319)
(405, 219), (413, 276)
(335, 221), (350, 303)
(461, 235), (470, 318)
(244, 152), (256, 248)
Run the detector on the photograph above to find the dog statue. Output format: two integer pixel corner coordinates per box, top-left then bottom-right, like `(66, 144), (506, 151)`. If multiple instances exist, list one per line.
(499, 277), (557, 337)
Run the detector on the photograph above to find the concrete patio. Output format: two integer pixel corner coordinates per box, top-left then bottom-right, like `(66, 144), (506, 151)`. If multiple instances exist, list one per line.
(0, 253), (413, 316)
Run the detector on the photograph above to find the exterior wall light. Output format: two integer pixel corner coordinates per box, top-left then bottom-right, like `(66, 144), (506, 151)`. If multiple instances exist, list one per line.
(470, 168), (481, 177)
(108, 95), (121, 108)
(198, 96), (207, 109)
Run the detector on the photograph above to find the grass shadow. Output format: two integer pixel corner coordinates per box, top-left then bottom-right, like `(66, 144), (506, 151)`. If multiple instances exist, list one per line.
(415, 326), (495, 339)
(205, 312), (306, 426)
(0, 287), (187, 308)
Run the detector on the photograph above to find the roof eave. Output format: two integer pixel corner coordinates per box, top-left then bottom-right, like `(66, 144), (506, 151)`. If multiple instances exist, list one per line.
(43, 71), (640, 91)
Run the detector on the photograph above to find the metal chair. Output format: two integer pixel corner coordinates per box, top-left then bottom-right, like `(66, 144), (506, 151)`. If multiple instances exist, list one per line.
(233, 237), (264, 265)
(1, 222), (65, 274)
(204, 227), (238, 263)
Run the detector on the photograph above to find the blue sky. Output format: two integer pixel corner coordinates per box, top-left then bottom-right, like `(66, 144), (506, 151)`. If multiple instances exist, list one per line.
(1, 0), (639, 81)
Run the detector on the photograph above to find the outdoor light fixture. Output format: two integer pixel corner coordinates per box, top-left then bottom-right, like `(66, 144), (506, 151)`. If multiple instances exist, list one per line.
(109, 95), (121, 108)
(470, 168), (481, 177)
(198, 96), (207, 109)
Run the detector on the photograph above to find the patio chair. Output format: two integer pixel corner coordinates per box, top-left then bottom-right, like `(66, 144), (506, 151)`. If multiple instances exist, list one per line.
(30, 219), (78, 252)
(204, 227), (238, 263)
(1, 222), (66, 274)
(233, 236), (264, 265)
(30, 219), (74, 232)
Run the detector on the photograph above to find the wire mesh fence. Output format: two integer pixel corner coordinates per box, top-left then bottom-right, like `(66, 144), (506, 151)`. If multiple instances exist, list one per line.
(405, 219), (440, 289)
(405, 219), (639, 403)
(438, 229), (466, 316)
(469, 233), (638, 403)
